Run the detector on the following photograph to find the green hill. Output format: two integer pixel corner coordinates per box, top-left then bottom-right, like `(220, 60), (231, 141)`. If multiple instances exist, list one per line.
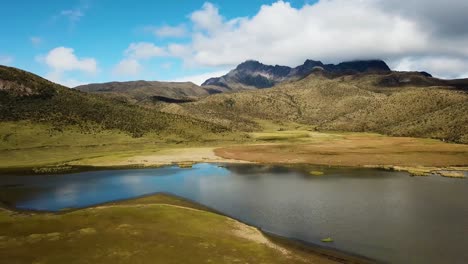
(0, 66), (237, 168)
(166, 71), (468, 143)
(0, 66), (227, 138)
(75, 80), (229, 105)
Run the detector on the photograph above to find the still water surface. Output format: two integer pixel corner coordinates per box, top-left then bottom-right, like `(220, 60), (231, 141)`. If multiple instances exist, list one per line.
(0, 163), (467, 264)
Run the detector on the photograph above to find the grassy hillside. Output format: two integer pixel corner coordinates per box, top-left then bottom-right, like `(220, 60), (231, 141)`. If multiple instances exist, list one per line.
(0, 66), (227, 138)
(0, 194), (346, 264)
(0, 66), (244, 168)
(75, 80), (230, 105)
(166, 72), (468, 143)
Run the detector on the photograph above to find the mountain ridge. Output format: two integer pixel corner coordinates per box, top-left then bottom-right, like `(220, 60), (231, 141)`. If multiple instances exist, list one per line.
(201, 59), (393, 89)
(166, 71), (468, 143)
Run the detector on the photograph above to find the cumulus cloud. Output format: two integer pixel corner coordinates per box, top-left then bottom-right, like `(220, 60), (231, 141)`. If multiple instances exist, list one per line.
(167, 44), (190, 58)
(190, 3), (224, 34)
(43, 47), (97, 73)
(38, 47), (98, 87)
(182, 1), (430, 66)
(394, 56), (468, 79)
(111, 42), (168, 76)
(124, 42), (167, 59)
(114, 1), (467, 79)
(0, 55), (14, 65)
(160, 0), (468, 78)
(113, 58), (142, 76)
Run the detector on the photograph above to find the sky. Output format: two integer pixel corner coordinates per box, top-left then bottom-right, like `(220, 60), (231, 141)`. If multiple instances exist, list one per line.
(0, 0), (467, 87)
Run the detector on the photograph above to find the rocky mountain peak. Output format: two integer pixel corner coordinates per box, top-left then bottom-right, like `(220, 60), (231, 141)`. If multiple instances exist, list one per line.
(235, 60), (264, 71)
(333, 60), (390, 73)
(303, 59), (324, 68)
(202, 59), (393, 89)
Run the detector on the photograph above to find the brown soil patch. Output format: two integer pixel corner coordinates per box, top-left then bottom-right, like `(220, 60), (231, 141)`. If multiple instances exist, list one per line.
(214, 134), (468, 167)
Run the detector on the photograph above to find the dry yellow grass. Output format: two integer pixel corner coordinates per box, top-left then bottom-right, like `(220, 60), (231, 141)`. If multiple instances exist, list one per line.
(215, 133), (468, 168)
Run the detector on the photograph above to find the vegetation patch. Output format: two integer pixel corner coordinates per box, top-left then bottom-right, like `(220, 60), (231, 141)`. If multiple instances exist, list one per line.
(309, 171), (325, 176)
(32, 166), (73, 174)
(178, 74), (468, 144)
(215, 133), (468, 169)
(437, 171), (465, 178)
(0, 194), (344, 264)
(177, 161), (195, 168)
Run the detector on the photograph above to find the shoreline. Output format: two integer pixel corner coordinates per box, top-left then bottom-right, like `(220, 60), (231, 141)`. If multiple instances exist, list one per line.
(0, 156), (466, 179)
(1, 131), (467, 178)
(0, 192), (375, 264)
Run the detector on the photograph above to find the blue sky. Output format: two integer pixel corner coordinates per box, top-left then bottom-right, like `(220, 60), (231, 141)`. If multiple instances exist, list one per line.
(0, 0), (467, 86)
(0, 0), (310, 86)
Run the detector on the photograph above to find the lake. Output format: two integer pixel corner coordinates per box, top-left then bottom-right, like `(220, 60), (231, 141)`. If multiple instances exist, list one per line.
(0, 163), (467, 264)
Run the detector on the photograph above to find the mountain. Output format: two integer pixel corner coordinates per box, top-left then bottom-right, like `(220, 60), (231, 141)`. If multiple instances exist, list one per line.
(75, 80), (230, 105)
(201, 59), (392, 90)
(0, 65), (227, 138)
(78, 60), (443, 103)
(3, 63), (467, 145)
(166, 71), (468, 143)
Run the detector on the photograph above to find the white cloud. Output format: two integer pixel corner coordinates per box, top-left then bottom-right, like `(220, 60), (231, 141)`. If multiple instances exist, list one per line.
(153, 25), (187, 38)
(0, 55), (14, 65)
(114, 1), (467, 80)
(170, 70), (229, 85)
(43, 47), (97, 73)
(113, 58), (142, 76)
(160, 0), (468, 79)
(167, 43), (191, 58)
(111, 42), (167, 76)
(38, 47), (98, 87)
(30, 36), (42, 46)
(190, 2), (224, 34)
(394, 56), (468, 79)
(182, 1), (429, 67)
(125, 42), (167, 59)
(44, 70), (86, 87)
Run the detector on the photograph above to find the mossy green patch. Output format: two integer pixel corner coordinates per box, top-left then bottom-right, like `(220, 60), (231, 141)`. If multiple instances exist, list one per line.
(309, 171), (325, 176)
(0, 194), (339, 264)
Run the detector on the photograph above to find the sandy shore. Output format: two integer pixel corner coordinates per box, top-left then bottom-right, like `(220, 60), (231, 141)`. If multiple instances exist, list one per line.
(66, 141), (468, 178)
(69, 147), (251, 167)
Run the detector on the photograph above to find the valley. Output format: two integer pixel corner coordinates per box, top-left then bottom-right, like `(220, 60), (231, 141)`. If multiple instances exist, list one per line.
(1, 59), (467, 264)
(3, 1), (468, 263)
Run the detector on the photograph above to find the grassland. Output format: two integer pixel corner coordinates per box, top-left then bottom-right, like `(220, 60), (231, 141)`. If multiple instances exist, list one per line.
(0, 121), (247, 170)
(169, 73), (468, 143)
(0, 194), (369, 264)
(1, 120), (466, 178)
(215, 132), (468, 167)
(1, 65), (466, 176)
